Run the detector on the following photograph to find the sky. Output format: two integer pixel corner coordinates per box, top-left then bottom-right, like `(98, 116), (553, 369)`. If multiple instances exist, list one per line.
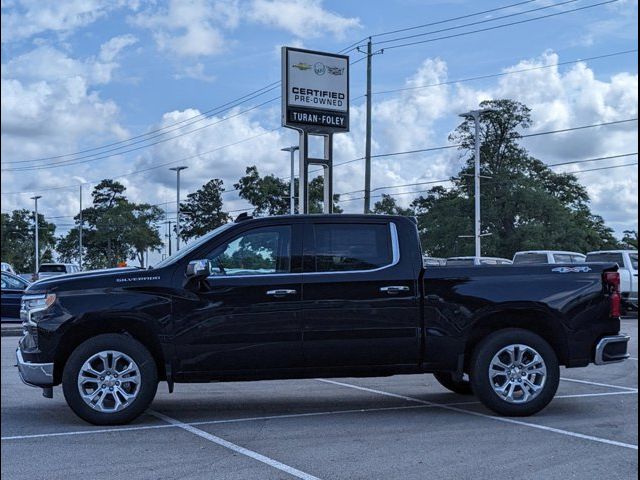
(1, 0), (638, 264)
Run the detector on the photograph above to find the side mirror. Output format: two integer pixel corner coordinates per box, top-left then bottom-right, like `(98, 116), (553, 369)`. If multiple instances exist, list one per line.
(185, 259), (211, 280)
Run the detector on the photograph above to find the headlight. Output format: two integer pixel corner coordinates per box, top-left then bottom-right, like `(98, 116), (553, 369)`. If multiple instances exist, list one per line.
(21, 293), (56, 325)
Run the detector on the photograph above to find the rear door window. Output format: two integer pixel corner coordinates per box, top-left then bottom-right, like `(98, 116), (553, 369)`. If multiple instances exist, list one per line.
(312, 223), (393, 272)
(512, 253), (548, 264)
(630, 253), (638, 270)
(553, 254), (572, 263)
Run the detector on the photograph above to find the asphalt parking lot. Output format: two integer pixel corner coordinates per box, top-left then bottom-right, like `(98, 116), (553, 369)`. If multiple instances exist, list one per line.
(2, 319), (637, 480)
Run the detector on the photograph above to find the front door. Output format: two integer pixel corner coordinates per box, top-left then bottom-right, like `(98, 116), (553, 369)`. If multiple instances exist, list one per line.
(173, 223), (303, 374)
(301, 219), (421, 368)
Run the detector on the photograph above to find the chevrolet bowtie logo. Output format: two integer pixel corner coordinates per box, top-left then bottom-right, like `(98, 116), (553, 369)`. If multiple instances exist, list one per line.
(292, 62), (312, 71)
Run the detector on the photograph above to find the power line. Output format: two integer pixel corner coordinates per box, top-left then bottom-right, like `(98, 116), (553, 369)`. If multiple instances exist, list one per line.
(375, 0), (581, 47)
(3, 97), (280, 172)
(1, 82), (281, 166)
(355, 49), (637, 99)
(380, 0), (619, 51)
(370, 0), (539, 38)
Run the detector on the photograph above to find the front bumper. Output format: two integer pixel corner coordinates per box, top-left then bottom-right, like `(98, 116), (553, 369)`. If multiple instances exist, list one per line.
(594, 334), (631, 365)
(16, 348), (53, 387)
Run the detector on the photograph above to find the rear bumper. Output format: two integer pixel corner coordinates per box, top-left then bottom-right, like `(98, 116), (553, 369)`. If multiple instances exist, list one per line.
(594, 335), (630, 365)
(16, 348), (54, 387)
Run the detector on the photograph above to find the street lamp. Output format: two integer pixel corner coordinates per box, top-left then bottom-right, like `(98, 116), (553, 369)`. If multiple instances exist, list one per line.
(169, 166), (188, 251)
(281, 146), (299, 214)
(458, 108), (494, 258)
(30, 195), (42, 275)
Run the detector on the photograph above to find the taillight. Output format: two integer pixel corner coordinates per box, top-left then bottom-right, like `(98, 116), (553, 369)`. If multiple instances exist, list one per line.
(604, 271), (621, 317)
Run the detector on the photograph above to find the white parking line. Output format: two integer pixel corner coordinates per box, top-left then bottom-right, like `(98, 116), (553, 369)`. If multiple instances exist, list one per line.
(561, 377), (638, 391)
(317, 379), (638, 451)
(149, 410), (321, 480)
(2, 390), (636, 442)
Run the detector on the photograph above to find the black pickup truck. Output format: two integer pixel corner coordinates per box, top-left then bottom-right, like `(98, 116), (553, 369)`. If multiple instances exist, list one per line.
(17, 214), (630, 425)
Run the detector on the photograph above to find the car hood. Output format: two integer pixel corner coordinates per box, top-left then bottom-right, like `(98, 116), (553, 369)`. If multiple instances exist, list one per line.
(26, 267), (165, 292)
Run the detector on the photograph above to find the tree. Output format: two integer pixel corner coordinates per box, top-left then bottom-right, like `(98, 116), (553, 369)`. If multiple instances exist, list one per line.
(373, 194), (412, 216)
(179, 179), (230, 241)
(413, 99), (621, 257)
(235, 166), (342, 215)
(621, 230), (638, 249)
(57, 180), (163, 268)
(1, 210), (56, 273)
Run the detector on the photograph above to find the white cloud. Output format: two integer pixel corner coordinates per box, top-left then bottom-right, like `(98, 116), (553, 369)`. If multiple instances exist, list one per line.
(0, 0), (139, 43)
(248, 0), (361, 39)
(131, 0), (240, 58)
(173, 63), (217, 82)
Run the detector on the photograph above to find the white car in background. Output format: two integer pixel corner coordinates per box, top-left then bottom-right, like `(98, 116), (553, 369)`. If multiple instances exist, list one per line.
(586, 250), (638, 313)
(512, 250), (586, 264)
(445, 256), (513, 266)
(423, 256), (446, 267)
(36, 263), (81, 280)
(1, 262), (16, 274)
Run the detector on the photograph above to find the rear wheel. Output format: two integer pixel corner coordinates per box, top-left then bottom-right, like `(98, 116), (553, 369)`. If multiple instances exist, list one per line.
(433, 372), (473, 395)
(470, 328), (559, 416)
(62, 334), (158, 425)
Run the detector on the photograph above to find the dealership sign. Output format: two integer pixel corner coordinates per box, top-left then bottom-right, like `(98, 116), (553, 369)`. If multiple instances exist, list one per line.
(282, 47), (349, 133)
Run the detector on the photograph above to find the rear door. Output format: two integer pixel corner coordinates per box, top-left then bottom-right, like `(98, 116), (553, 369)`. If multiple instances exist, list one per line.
(301, 218), (420, 368)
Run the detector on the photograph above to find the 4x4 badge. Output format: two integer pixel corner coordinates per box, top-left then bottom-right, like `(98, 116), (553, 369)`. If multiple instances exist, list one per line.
(552, 266), (592, 273)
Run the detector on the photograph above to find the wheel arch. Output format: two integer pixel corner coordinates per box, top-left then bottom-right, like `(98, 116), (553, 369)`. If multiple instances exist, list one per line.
(464, 309), (569, 369)
(53, 316), (167, 385)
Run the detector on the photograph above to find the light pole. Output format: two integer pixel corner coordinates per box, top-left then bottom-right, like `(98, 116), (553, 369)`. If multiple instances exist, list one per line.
(169, 166), (188, 251)
(281, 146), (299, 214)
(30, 195), (42, 275)
(458, 109), (493, 258)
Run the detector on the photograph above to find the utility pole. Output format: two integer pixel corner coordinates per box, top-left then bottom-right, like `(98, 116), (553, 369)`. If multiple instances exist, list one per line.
(458, 109), (494, 258)
(164, 220), (174, 256)
(281, 146), (299, 214)
(364, 37), (373, 214)
(30, 195), (42, 276)
(169, 166), (188, 251)
(79, 184), (83, 270)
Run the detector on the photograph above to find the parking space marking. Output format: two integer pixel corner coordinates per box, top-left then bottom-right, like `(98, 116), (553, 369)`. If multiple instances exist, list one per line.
(317, 379), (638, 451)
(149, 410), (321, 480)
(2, 390), (635, 442)
(561, 377), (638, 391)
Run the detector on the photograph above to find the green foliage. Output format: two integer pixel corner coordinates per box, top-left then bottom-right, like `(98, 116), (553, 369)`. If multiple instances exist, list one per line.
(373, 194), (412, 216)
(235, 166), (342, 215)
(621, 230), (638, 249)
(56, 180), (163, 268)
(415, 99), (622, 257)
(179, 179), (230, 241)
(1, 210), (56, 273)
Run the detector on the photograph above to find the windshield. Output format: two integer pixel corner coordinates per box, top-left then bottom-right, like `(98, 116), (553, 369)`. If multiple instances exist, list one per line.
(153, 223), (234, 268)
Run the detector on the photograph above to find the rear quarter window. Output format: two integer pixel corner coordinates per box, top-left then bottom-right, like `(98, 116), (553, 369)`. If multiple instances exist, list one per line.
(585, 253), (625, 266)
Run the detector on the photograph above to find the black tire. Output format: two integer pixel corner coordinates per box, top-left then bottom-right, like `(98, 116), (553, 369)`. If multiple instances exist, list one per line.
(470, 328), (559, 417)
(62, 333), (158, 425)
(433, 372), (473, 395)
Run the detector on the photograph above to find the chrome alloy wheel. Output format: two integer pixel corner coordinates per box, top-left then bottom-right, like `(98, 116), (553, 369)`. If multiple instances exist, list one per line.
(488, 344), (547, 404)
(77, 350), (141, 413)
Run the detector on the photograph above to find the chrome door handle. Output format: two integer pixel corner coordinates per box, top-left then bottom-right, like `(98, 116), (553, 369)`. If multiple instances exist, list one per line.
(266, 289), (297, 297)
(380, 286), (410, 294)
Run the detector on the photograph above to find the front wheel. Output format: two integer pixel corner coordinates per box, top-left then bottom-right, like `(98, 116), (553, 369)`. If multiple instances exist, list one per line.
(62, 333), (158, 425)
(470, 328), (559, 417)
